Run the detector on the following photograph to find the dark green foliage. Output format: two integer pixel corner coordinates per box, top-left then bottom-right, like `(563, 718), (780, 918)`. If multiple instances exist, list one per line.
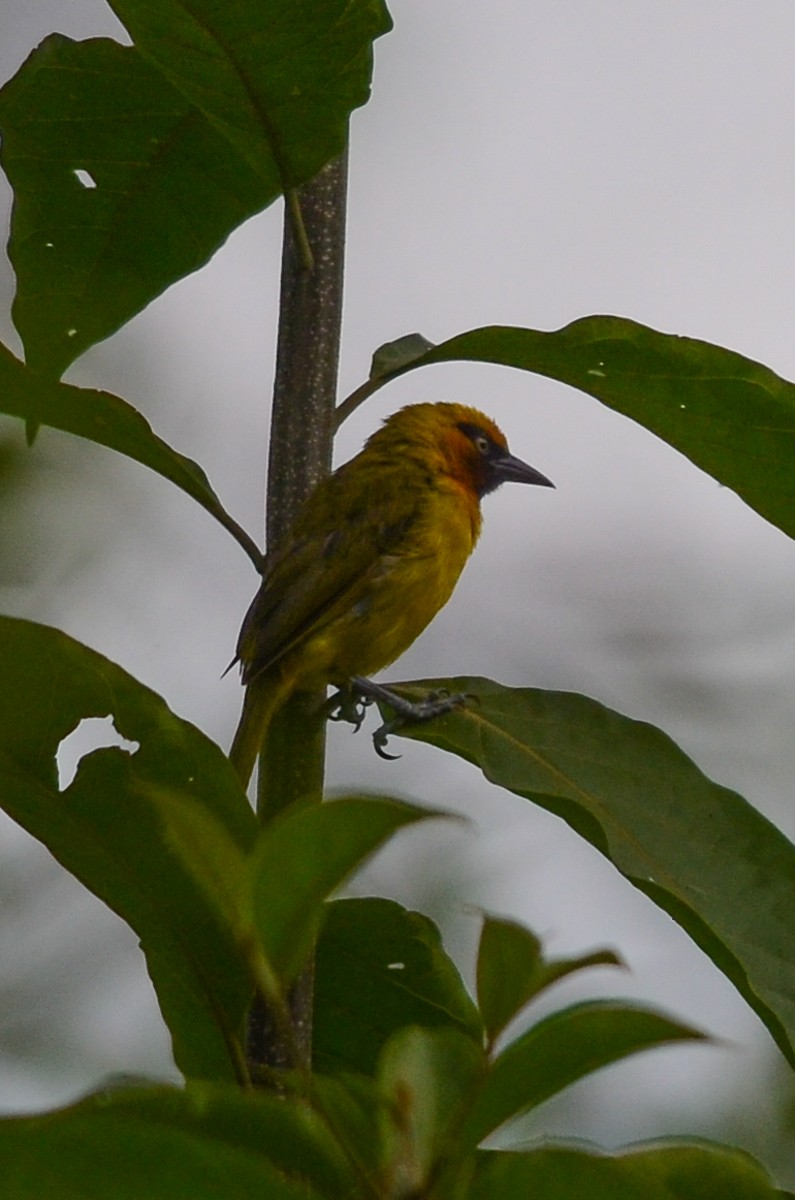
(0, 0), (390, 376)
(471, 1144), (781, 1200)
(314, 897), (483, 1075)
(476, 913), (623, 1046)
(0, 0), (791, 1195)
(0, 617), (257, 1082)
(362, 321), (795, 542)
(380, 677), (795, 1069)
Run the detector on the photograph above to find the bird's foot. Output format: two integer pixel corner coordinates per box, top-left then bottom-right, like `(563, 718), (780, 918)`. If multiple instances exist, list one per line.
(350, 676), (469, 759)
(325, 684), (372, 733)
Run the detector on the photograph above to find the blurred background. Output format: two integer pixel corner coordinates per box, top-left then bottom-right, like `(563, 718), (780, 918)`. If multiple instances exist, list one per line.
(1, 0), (795, 1183)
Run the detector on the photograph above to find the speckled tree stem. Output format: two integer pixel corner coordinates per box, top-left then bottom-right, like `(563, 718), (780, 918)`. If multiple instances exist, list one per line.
(246, 149), (348, 1077)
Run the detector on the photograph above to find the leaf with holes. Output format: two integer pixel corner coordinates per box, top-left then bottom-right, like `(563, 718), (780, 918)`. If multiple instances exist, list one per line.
(0, 616), (257, 1083)
(0, 0), (390, 375)
(0, 35), (266, 377)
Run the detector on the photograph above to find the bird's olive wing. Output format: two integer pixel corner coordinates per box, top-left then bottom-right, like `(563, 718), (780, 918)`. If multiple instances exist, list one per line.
(237, 460), (419, 683)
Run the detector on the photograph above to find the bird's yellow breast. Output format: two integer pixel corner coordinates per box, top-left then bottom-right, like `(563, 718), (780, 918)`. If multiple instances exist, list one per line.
(298, 477), (479, 685)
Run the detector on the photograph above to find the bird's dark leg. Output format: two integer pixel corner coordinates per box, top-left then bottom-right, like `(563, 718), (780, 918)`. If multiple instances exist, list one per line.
(350, 676), (468, 759)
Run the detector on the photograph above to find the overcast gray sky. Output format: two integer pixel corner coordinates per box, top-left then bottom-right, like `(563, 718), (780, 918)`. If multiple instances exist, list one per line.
(1, 0), (795, 1178)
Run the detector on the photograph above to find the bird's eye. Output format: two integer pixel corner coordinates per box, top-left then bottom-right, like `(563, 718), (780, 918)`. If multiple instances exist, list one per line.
(457, 421), (495, 457)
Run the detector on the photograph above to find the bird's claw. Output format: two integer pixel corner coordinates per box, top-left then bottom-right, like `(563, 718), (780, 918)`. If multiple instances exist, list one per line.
(372, 719), (402, 760)
(369, 688), (470, 758)
(326, 687), (372, 732)
(329, 678), (470, 758)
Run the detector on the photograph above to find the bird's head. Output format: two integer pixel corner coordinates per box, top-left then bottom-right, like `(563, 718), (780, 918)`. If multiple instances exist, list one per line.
(374, 402), (554, 498)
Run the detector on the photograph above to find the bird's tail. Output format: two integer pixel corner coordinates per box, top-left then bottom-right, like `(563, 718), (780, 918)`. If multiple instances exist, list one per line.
(228, 673), (291, 788)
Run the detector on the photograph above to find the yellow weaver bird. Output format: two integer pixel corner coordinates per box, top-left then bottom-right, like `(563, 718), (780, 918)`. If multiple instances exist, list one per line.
(230, 401), (553, 783)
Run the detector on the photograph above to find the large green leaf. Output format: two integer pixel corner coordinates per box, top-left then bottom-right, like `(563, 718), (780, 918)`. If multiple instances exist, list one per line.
(0, 617), (257, 1082)
(0, 1083), (350, 1199)
(0, 36), (266, 377)
(0, 341), (262, 568)
(250, 797), (446, 985)
(108, 0), (392, 185)
(471, 1143), (781, 1200)
(343, 318), (795, 542)
(0, 0), (390, 376)
(461, 1000), (705, 1148)
(314, 897), (482, 1075)
(377, 678), (795, 1069)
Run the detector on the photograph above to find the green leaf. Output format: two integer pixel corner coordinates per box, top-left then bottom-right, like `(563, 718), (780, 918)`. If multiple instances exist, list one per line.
(461, 1000), (705, 1148)
(314, 897), (483, 1075)
(471, 1142), (780, 1200)
(0, 342), (262, 568)
(378, 1026), (485, 1194)
(0, 1082), (351, 1199)
(379, 678), (795, 1068)
(251, 796), (448, 984)
(0, 616), (257, 1082)
(309, 1071), (383, 1183)
(108, 0), (392, 185)
(0, 36), (266, 378)
(142, 788), (251, 941)
(476, 913), (623, 1045)
(0, 2), (390, 376)
(355, 317), (795, 541)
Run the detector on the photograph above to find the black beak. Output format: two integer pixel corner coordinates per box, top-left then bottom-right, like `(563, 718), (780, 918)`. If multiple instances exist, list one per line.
(493, 452), (555, 489)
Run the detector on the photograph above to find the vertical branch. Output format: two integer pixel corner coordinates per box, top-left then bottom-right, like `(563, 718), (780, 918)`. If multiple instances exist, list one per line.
(266, 151), (348, 548)
(246, 149), (348, 1076)
(257, 147), (348, 823)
